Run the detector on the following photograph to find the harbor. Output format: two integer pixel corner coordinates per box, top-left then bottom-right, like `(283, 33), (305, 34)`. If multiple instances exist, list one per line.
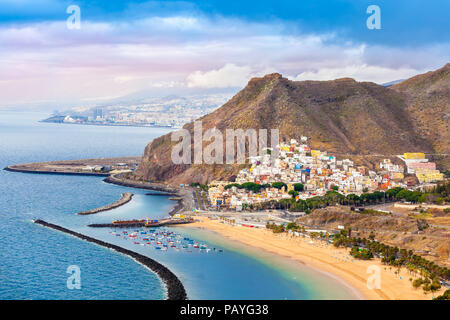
(88, 216), (194, 228)
(33, 219), (187, 300)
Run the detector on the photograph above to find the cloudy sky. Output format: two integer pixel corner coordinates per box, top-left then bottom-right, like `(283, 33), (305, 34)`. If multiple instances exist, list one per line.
(0, 0), (449, 109)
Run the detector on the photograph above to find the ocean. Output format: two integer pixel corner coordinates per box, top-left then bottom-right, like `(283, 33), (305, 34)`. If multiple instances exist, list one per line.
(0, 111), (358, 300)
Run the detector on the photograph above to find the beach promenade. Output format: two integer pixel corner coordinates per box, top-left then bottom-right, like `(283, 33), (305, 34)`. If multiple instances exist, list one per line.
(180, 216), (446, 300)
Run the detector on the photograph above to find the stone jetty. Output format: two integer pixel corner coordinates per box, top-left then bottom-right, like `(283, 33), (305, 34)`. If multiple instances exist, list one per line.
(77, 193), (133, 215)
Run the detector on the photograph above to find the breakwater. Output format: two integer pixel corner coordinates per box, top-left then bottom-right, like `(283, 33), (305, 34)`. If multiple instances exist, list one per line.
(103, 174), (180, 194)
(77, 193), (133, 215)
(145, 192), (174, 196)
(33, 219), (187, 300)
(104, 174), (193, 216)
(3, 166), (109, 177)
(88, 218), (194, 228)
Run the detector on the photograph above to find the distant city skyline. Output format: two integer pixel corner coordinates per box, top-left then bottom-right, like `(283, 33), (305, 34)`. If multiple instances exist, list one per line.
(0, 0), (449, 109)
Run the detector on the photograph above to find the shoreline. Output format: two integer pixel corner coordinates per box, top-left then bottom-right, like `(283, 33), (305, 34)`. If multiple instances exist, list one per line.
(9, 159), (438, 300)
(180, 216), (444, 300)
(104, 174), (194, 216)
(40, 119), (178, 130)
(33, 219), (187, 300)
(77, 192), (133, 215)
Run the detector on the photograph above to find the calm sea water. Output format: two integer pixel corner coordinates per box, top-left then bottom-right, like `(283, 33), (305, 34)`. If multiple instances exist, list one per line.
(0, 111), (358, 300)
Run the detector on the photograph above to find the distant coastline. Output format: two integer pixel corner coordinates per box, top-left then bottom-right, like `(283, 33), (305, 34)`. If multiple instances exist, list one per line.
(40, 118), (180, 130)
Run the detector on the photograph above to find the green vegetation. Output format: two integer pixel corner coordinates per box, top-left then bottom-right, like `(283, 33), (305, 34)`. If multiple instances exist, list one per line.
(433, 289), (450, 300)
(332, 231), (449, 292)
(190, 182), (208, 191)
(266, 222), (285, 233)
(359, 209), (391, 216)
(271, 182), (287, 190)
(224, 181), (291, 193)
(242, 182), (449, 212)
(350, 247), (374, 260)
(288, 190), (298, 199)
(224, 182), (271, 193)
(265, 221), (448, 293)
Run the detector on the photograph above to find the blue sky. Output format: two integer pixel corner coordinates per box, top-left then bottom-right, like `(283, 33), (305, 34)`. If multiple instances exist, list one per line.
(0, 0), (449, 108)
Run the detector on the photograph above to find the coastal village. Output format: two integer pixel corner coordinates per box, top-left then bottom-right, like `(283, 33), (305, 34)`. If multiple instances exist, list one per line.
(6, 135), (448, 299)
(207, 137), (445, 212)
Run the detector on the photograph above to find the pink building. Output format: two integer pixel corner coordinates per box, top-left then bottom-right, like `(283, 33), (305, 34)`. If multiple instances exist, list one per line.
(408, 162), (436, 170)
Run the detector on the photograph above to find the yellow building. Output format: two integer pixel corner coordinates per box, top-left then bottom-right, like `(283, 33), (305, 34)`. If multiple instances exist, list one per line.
(311, 150), (321, 157)
(415, 168), (444, 183)
(403, 153), (425, 159)
(390, 172), (404, 180)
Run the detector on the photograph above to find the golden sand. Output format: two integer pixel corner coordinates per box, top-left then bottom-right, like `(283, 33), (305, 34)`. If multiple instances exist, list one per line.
(181, 216), (446, 300)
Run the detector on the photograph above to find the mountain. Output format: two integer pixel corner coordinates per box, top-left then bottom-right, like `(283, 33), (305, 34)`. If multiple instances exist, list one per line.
(135, 64), (449, 185)
(391, 63), (450, 169)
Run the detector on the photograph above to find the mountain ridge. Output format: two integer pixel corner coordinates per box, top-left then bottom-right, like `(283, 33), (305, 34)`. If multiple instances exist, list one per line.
(135, 64), (449, 185)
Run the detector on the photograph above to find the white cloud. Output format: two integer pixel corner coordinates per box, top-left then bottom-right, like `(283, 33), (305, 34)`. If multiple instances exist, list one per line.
(291, 64), (421, 84)
(0, 13), (448, 106)
(187, 64), (253, 88)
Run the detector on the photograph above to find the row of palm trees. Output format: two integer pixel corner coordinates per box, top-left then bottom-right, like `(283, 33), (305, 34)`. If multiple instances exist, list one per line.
(247, 183), (449, 212)
(332, 231), (450, 289)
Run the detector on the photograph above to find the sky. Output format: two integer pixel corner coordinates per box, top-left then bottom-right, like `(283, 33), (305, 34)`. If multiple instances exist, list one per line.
(0, 0), (449, 109)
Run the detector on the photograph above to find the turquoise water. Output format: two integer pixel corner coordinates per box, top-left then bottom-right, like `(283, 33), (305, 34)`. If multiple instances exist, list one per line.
(0, 111), (359, 300)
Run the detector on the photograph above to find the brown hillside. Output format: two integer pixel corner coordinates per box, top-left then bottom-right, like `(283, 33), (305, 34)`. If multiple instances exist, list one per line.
(391, 63), (450, 168)
(297, 207), (450, 268)
(135, 65), (449, 185)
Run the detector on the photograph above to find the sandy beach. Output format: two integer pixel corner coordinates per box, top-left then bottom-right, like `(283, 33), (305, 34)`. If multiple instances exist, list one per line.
(180, 216), (446, 300)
